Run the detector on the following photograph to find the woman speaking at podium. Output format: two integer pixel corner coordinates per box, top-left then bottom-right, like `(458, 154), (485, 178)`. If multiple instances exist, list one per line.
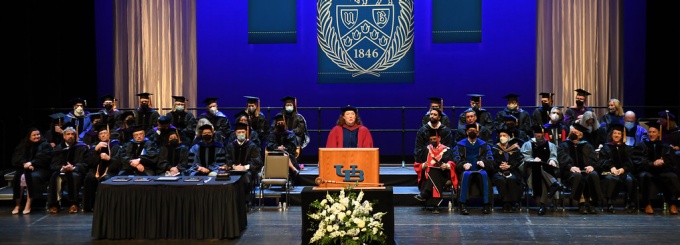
(326, 105), (374, 148)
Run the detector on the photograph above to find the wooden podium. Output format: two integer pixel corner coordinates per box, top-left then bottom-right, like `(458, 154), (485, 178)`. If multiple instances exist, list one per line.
(316, 148), (382, 188)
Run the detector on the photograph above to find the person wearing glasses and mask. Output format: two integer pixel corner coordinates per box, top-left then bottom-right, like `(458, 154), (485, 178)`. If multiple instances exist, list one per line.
(197, 97), (231, 145)
(166, 96), (197, 146)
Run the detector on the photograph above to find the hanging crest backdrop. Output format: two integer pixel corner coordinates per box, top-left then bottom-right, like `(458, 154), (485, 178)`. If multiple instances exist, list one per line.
(317, 0), (414, 83)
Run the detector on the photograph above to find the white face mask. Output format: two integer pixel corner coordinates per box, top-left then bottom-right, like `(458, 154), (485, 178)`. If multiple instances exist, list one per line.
(550, 113), (560, 122)
(285, 106), (294, 113)
(74, 107), (85, 117)
(237, 133), (246, 142)
(175, 105), (184, 112)
(499, 136), (509, 144)
(209, 107), (218, 115)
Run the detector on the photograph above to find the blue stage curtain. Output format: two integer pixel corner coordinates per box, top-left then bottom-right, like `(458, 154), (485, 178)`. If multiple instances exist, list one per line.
(432, 0), (482, 43)
(248, 0), (297, 44)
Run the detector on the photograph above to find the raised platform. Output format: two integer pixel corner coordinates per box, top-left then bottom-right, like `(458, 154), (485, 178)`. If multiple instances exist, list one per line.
(256, 164), (428, 207)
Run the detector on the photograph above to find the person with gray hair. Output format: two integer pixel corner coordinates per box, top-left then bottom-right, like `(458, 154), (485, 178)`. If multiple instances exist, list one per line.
(47, 123), (89, 214)
(573, 111), (606, 149)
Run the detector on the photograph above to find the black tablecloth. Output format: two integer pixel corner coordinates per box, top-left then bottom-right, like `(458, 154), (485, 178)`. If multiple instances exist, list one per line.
(300, 186), (395, 245)
(91, 175), (247, 240)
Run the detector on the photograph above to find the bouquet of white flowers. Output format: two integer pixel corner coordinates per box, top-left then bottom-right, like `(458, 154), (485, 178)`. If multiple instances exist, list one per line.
(307, 186), (387, 245)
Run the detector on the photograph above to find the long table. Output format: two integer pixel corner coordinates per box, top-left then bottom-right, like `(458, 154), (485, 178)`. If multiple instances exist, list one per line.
(91, 175), (247, 240)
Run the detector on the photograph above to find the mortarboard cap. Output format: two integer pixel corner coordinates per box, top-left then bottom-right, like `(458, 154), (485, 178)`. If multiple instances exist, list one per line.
(235, 122), (249, 131)
(70, 97), (87, 106)
(158, 115), (171, 124)
(502, 94), (520, 101)
(539, 92), (554, 99)
(136, 92), (152, 99)
(274, 114), (285, 121)
(609, 123), (624, 132)
(244, 96), (260, 103)
(574, 89), (591, 96)
(94, 123), (110, 132)
(171, 96), (187, 102)
(234, 111), (249, 120)
(497, 128), (512, 136)
(465, 123), (479, 131)
(572, 123), (589, 133)
(428, 128), (439, 137)
(281, 96), (296, 103)
(131, 124), (146, 132)
(202, 97), (218, 106)
(467, 94), (484, 102)
(198, 124), (213, 132)
(120, 111), (135, 120)
(100, 94), (115, 102)
(658, 110), (676, 120)
(48, 112), (67, 121)
(646, 121), (662, 130)
(531, 125), (545, 134)
(341, 105), (357, 114)
(427, 97), (443, 105)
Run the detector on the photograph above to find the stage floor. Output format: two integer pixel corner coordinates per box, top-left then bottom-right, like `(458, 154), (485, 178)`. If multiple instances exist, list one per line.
(0, 204), (678, 244)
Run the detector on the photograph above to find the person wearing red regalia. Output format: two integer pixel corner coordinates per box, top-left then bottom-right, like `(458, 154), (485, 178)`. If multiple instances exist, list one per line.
(325, 105), (374, 148)
(413, 128), (457, 213)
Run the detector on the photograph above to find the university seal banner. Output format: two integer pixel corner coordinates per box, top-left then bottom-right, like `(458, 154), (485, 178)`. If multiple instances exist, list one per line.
(317, 0), (414, 83)
(248, 0), (297, 44)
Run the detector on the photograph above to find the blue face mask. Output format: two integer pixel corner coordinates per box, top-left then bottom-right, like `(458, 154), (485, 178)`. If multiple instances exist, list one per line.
(624, 121), (635, 130)
(285, 106), (294, 113)
(236, 133), (246, 141)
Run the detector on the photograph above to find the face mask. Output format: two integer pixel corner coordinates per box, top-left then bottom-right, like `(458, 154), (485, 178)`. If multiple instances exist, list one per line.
(506, 124), (515, 129)
(550, 114), (560, 122)
(507, 104), (518, 110)
(126, 118), (135, 125)
(568, 133), (578, 141)
(202, 134), (212, 142)
(430, 142), (438, 148)
(141, 104), (149, 110)
(169, 139), (180, 146)
(209, 107), (218, 115)
(248, 107), (256, 113)
(625, 121), (635, 130)
(576, 100), (584, 107)
(541, 102), (550, 108)
(499, 136), (509, 144)
(237, 133), (246, 141)
(104, 104), (113, 111)
(467, 132), (478, 139)
(74, 107), (84, 117)
(472, 103), (479, 109)
(535, 137), (545, 144)
(175, 105), (184, 112)
(285, 106), (294, 113)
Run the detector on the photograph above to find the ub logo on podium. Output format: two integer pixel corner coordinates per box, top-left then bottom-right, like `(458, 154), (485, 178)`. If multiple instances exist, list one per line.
(335, 164), (364, 182)
(317, 0), (414, 83)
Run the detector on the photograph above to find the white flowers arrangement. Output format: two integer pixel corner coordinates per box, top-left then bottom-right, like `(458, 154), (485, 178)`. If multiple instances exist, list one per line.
(307, 186), (387, 245)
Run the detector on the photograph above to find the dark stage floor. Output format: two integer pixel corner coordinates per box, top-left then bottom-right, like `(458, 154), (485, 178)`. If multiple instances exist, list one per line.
(1, 204), (678, 245)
